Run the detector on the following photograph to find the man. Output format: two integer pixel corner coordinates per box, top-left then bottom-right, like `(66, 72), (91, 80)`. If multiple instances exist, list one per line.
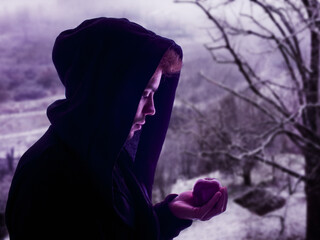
(5, 17), (227, 240)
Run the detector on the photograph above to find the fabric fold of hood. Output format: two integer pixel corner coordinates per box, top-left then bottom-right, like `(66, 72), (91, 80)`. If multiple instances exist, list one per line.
(47, 17), (183, 211)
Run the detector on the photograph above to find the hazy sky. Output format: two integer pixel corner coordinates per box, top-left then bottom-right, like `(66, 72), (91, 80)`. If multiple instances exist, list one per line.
(0, 0), (220, 68)
(0, 0), (210, 41)
(1, 0), (203, 21)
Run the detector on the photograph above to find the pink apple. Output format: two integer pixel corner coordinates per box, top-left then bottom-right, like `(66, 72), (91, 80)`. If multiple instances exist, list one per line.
(193, 178), (221, 207)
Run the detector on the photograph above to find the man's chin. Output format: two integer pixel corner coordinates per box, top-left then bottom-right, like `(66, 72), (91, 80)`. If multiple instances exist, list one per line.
(126, 130), (134, 141)
(126, 134), (133, 141)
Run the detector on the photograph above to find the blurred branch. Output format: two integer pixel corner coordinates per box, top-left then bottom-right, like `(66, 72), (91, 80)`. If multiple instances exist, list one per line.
(284, 0), (308, 25)
(251, 0), (297, 53)
(176, 96), (206, 120)
(253, 79), (300, 92)
(175, 0), (319, 189)
(198, 121), (315, 181)
(227, 24), (274, 40)
(204, 43), (227, 51)
(240, 11), (306, 104)
(183, 0), (320, 146)
(174, 0), (196, 4)
(174, 97), (227, 149)
(197, 1), (292, 117)
(265, 214), (286, 237)
(251, 0), (308, 86)
(204, 47), (235, 64)
(201, 149), (308, 181)
(199, 72), (278, 121)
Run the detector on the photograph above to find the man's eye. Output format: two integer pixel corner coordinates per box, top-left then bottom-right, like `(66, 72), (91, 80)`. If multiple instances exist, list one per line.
(142, 92), (150, 99)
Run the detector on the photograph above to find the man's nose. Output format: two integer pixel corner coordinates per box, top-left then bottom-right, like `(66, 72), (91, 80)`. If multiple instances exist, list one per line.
(143, 97), (156, 116)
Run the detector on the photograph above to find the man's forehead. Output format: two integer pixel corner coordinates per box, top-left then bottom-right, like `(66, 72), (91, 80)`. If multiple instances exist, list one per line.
(146, 71), (162, 92)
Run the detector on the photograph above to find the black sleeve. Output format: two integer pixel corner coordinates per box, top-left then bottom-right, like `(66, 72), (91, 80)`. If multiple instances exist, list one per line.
(153, 194), (193, 240)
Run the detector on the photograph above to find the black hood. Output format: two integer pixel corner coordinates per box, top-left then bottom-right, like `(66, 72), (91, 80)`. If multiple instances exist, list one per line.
(46, 17), (182, 207)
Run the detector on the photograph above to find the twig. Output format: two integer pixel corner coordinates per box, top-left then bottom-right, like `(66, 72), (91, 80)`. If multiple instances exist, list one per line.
(201, 149), (308, 181)
(199, 72), (278, 121)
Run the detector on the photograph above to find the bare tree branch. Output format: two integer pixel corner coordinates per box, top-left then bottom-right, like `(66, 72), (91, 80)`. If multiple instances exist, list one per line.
(251, 0), (309, 86)
(200, 72), (278, 121)
(201, 149), (308, 181)
(176, 96), (206, 118)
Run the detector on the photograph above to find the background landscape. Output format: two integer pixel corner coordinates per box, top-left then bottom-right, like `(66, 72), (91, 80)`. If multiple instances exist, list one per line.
(1, 0), (316, 239)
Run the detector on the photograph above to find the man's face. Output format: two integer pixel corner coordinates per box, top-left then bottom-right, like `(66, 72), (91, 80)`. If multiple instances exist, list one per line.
(127, 67), (162, 140)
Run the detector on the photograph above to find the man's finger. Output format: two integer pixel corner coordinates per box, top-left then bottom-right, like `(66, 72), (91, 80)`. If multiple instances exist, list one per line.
(196, 191), (221, 220)
(202, 187), (227, 220)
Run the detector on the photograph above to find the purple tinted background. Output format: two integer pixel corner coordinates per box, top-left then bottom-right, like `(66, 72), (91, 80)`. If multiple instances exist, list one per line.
(0, 0), (306, 239)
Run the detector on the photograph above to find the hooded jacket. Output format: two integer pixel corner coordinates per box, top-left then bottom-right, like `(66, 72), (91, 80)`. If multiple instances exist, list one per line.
(5, 17), (192, 240)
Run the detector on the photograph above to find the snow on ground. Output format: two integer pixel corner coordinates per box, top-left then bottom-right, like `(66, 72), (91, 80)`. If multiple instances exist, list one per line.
(0, 95), (63, 158)
(171, 171), (306, 240)
(0, 95), (64, 115)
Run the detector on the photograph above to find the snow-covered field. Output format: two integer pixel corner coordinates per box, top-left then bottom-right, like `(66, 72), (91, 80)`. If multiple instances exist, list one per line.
(171, 171), (305, 240)
(0, 95), (63, 159)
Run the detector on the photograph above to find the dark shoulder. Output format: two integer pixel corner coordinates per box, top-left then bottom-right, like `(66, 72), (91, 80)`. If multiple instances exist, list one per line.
(10, 127), (81, 193)
(15, 128), (68, 173)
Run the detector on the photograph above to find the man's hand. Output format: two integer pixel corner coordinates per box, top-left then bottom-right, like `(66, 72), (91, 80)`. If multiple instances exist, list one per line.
(168, 187), (228, 221)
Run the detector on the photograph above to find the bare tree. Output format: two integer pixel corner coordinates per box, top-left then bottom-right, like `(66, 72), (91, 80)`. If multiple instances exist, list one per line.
(175, 0), (320, 239)
(172, 94), (260, 186)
